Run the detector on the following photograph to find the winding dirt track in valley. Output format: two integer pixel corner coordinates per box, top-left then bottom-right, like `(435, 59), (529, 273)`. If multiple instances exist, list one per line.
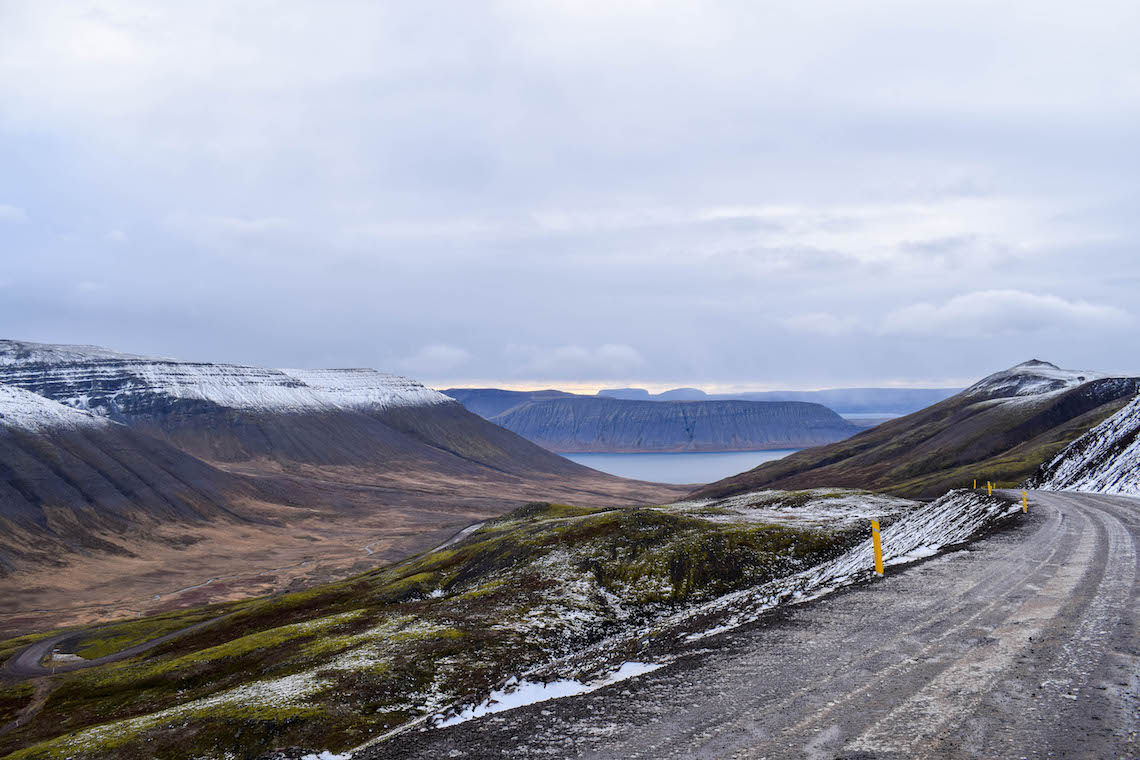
(366, 490), (1140, 759)
(3, 520), (489, 682)
(1, 615), (229, 680)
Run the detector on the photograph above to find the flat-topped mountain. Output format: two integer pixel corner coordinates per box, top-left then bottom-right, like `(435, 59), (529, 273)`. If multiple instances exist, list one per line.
(0, 340), (685, 631)
(442, 389), (859, 453)
(0, 341), (590, 482)
(692, 361), (1140, 500)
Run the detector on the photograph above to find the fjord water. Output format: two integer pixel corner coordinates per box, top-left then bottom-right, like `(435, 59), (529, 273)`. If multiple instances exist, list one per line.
(563, 449), (800, 486)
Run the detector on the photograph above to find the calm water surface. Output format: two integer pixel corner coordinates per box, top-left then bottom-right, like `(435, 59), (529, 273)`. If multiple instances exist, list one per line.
(563, 450), (800, 486)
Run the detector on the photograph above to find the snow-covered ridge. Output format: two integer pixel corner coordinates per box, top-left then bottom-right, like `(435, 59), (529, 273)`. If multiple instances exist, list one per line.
(0, 340), (163, 366)
(0, 339), (451, 415)
(1031, 392), (1140, 496)
(0, 384), (110, 432)
(963, 359), (1103, 400)
(281, 368), (446, 410)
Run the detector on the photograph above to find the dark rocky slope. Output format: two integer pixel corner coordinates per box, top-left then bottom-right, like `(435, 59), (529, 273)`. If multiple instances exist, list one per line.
(0, 385), (262, 574)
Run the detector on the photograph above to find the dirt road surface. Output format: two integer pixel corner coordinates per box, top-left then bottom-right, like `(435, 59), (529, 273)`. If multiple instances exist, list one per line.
(365, 490), (1139, 759)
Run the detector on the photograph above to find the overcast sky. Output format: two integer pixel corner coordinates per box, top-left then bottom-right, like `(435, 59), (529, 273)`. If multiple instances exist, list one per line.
(2, 1), (1138, 392)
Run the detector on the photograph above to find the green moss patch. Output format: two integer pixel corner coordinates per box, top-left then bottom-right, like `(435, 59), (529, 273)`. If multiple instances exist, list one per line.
(2, 497), (877, 760)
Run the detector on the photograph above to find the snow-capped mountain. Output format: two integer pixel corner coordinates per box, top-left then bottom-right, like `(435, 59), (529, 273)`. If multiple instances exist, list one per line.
(0, 340), (449, 418)
(0, 340), (684, 590)
(1031, 392), (1140, 495)
(0, 339), (611, 480)
(962, 359), (1104, 400)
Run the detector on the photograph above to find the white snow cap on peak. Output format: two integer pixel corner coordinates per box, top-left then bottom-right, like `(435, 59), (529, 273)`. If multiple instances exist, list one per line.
(964, 359), (1103, 399)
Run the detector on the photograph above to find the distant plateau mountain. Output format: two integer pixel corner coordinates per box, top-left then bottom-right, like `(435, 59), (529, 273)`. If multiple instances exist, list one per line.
(441, 389), (860, 453)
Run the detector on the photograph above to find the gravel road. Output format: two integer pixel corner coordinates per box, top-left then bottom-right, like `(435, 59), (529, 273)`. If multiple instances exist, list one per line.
(364, 490), (1139, 759)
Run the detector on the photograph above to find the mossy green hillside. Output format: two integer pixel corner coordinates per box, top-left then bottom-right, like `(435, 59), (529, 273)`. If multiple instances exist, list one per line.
(0, 682), (36, 727)
(2, 498), (879, 760)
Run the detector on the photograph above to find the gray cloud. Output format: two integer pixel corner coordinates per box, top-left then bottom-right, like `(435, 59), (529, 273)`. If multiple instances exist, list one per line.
(881, 291), (1133, 339)
(0, 2), (1138, 388)
(398, 344), (473, 375)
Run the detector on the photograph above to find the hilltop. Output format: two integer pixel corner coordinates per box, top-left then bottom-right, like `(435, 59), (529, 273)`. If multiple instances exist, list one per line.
(692, 361), (1140, 500)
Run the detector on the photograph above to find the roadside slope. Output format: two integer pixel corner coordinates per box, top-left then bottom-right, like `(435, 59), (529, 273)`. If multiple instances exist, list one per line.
(369, 489), (1140, 759)
(1032, 391), (1140, 495)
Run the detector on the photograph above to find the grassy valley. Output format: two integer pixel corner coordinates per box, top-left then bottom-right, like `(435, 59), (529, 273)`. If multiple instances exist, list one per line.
(0, 491), (912, 759)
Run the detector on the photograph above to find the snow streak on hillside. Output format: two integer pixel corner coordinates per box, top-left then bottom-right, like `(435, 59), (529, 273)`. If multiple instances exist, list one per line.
(1033, 393), (1140, 495)
(0, 384), (110, 432)
(659, 489), (1020, 642)
(0, 340), (450, 415)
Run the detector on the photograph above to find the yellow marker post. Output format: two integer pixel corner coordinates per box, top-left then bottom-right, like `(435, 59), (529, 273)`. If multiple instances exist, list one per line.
(987, 481), (992, 496)
(1022, 490), (1029, 513)
(871, 520), (884, 576)
(973, 479), (977, 489)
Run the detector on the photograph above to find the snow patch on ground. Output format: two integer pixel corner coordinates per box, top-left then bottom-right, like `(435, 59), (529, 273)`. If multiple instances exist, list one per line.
(1032, 392), (1140, 495)
(672, 489), (1017, 642)
(434, 661), (664, 727)
(666, 488), (917, 530)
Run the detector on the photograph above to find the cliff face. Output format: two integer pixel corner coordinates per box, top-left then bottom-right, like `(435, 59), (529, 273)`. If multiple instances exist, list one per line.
(482, 397), (859, 453)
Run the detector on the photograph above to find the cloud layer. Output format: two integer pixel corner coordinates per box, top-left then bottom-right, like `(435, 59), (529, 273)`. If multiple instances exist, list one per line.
(1, 2), (1138, 388)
